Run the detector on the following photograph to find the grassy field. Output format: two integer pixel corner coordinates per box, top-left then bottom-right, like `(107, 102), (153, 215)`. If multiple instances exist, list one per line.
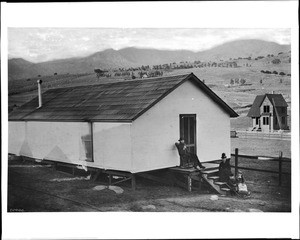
(8, 157), (291, 212)
(231, 137), (291, 158)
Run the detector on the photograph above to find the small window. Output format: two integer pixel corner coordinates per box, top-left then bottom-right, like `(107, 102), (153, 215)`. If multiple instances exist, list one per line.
(282, 116), (286, 124)
(263, 105), (270, 113)
(263, 117), (269, 125)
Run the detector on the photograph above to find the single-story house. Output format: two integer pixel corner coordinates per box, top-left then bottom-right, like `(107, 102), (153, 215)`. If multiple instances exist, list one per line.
(9, 73), (238, 173)
(247, 93), (289, 132)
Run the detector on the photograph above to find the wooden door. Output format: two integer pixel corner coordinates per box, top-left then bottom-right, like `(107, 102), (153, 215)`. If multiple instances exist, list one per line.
(179, 114), (196, 154)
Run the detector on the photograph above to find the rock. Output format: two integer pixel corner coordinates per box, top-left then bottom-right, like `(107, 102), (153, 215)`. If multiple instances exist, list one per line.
(93, 185), (107, 191)
(210, 195), (219, 201)
(141, 205), (156, 210)
(108, 185), (124, 194)
(232, 209), (243, 212)
(248, 208), (263, 212)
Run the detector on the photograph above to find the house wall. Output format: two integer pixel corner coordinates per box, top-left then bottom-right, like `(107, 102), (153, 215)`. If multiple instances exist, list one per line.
(8, 121), (132, 171)
(273, 106), (289, 130)
(8, 121), (89, 164)
(260, 97), (272, 132)
(131, 80), (231, 173)
(93, 122), (132, 171)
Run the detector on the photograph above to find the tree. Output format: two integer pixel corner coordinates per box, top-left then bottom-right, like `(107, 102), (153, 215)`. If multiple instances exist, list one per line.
(94, 69), (105, 79)
(272, 59), (281, 64)
(230, 79), (234, 85)
(240, 78), (246, 85)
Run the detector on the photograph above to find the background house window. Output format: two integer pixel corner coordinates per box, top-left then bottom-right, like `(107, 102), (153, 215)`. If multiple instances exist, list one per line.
(263, 117), (269, 125)
(263, 105), (270, 113)
(256, 117), (259, 125)
(282, 116), (286, 124)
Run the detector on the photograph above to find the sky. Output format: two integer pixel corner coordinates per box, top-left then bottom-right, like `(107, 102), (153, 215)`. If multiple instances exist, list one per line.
(8, 28), (291, 63)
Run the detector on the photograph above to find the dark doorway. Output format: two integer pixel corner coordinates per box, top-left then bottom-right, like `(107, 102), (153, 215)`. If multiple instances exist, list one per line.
(179, 114), (197, 154)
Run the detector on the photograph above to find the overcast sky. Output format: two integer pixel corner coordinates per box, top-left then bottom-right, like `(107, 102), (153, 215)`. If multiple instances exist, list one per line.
(8, 28), (291, 63)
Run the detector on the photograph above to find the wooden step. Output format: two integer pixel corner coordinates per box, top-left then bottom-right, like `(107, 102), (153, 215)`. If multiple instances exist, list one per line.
(220, 187), (231, 192)
(214, 181), (227, 186)
(201, 169), (218, 175)
(208, 176), (219, 180)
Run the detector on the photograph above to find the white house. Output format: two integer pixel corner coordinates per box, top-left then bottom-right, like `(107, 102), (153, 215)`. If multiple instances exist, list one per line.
(9, 73), (238, 173)
(247, 93), (289, 132)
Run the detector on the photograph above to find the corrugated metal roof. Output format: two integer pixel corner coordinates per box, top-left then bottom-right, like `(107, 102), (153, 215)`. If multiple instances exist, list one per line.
(9, 73), (238, 121)
(247, 94), (288, 117)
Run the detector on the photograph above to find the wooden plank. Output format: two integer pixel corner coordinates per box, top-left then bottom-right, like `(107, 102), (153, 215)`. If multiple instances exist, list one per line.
(111, 176), (132, 186)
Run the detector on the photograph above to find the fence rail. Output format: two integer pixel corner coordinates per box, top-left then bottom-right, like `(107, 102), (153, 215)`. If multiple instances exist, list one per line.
(233, 130), (291, 140)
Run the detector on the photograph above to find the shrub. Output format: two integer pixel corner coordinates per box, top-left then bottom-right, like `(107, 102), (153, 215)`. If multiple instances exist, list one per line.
(272, 71), (278, 75)
(261, 70), (265, 73)
(272, 59), (281, 64)
(279, 72), (285, 76)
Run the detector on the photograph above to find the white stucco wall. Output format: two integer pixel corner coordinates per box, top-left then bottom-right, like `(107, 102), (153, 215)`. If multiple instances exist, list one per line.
(93, 122), (132, 171)
(131, 80), (231, 173)
(9, 121), (89, 164)
(8, 121), (132, 171)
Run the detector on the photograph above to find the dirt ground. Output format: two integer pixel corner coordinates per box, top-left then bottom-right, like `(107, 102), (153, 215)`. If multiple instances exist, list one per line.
(7, 156), (291, 212)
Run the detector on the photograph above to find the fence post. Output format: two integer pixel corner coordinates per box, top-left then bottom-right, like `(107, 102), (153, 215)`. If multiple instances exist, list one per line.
(235, 148), (239, 177)
(278, 151), (282, 186)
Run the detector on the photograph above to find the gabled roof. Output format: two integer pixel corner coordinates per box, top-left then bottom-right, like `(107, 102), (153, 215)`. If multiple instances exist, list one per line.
(9, 73), (238, 122)
(247, 94), (288, 117)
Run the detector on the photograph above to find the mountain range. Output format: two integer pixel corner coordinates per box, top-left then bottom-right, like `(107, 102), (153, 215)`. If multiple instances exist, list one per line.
(8, 39), (291, 80)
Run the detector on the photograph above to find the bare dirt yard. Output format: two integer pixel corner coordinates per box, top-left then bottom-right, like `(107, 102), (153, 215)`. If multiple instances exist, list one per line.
(8, 156), (291, 212)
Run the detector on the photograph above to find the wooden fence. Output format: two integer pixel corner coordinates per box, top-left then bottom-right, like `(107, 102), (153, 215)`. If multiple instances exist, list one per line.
(231, 148), (291, 186)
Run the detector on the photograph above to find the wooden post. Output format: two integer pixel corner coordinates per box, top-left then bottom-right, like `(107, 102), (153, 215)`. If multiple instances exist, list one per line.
(108, 174), (112, 185)
(132, 174), (136, 191)
(187, 175), (192, 192)
(278, 151), (282, 186)
(235, 148), (239, 177)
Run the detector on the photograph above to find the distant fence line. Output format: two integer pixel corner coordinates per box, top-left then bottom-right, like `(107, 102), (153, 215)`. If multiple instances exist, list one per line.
(231, 130), (291, 140)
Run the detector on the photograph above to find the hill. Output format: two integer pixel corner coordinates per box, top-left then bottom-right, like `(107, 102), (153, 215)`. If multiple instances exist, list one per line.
(8, 39), (291, 80)
(197, 39), (290, 61)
